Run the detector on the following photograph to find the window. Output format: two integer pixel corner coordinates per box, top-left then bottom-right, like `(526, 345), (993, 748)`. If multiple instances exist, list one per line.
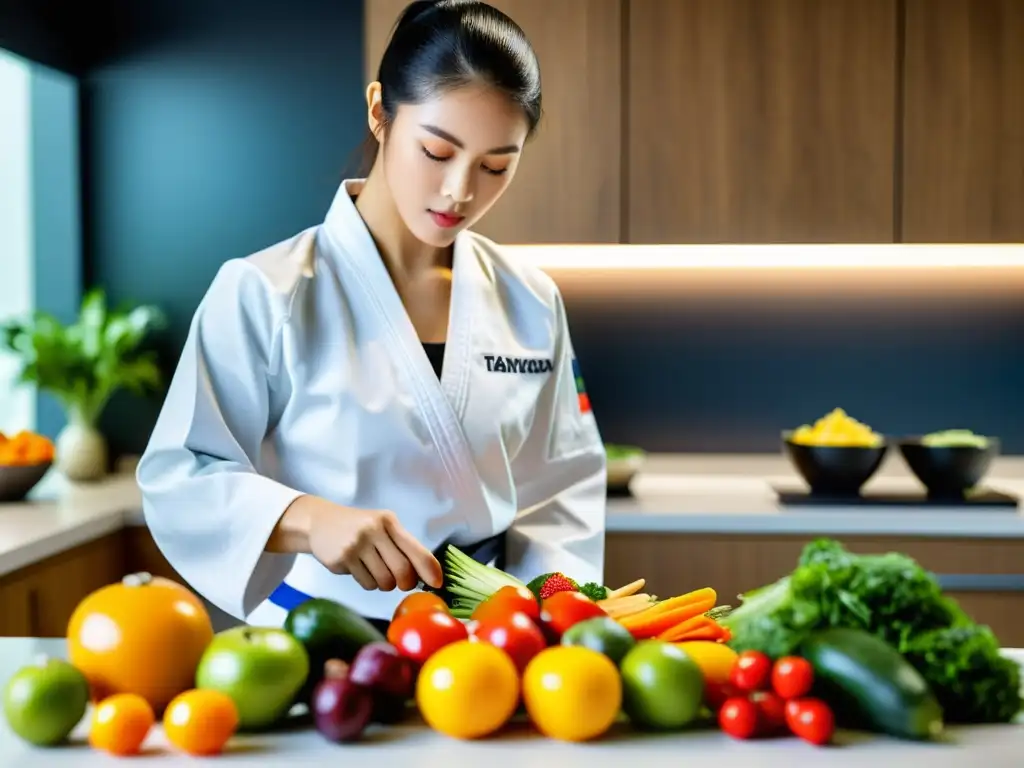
(0, 49), (34, 433)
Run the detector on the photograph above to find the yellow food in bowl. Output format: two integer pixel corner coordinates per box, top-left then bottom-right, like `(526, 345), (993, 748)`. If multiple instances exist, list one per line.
(789, 408), (883, 448)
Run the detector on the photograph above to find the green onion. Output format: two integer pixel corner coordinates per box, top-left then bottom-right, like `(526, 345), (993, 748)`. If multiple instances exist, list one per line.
(442, 545), (526, 619)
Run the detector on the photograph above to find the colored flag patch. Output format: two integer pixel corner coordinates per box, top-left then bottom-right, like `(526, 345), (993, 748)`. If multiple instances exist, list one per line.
(572, 357), (591, 413)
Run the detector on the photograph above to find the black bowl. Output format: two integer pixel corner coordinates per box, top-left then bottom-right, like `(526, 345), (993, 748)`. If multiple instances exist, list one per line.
(0, 461), (52, 502)
(898, 439), (999, 497)
(782, 434), (888, 496)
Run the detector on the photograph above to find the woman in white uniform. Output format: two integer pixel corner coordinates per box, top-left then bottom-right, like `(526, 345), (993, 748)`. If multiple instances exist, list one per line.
(136, 0), (607, 633)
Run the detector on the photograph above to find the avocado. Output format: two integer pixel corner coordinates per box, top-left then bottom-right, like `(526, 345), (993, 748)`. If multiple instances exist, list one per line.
(284, 597), (387, 705)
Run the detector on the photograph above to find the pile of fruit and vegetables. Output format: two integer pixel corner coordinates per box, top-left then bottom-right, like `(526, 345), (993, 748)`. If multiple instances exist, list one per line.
(2, 539), (1021, 756)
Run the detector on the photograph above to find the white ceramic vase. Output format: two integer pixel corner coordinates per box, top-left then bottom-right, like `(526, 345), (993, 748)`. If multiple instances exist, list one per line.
(55, 411), (108, 482)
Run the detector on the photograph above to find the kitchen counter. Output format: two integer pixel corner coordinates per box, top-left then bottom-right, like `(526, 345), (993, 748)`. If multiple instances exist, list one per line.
(3, 454), (1024, 578)
(1, 637), (1022, 766)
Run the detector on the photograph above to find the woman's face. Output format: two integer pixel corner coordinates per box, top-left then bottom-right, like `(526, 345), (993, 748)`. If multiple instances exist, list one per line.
(373, 83), (530, 247)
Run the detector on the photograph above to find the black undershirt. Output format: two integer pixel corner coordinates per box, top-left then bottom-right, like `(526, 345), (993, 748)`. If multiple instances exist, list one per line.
(423, 342), (445, 379)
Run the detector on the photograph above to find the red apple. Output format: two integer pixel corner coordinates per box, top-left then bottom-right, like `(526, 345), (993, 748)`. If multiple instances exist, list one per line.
(312, 676), (374, 743)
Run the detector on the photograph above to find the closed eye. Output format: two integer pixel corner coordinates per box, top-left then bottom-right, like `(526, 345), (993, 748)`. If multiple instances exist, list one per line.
(422, 146), (508, 176)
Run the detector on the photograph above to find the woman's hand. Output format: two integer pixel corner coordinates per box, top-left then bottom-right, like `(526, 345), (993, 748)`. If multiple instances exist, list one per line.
(268, 495), (444, 592)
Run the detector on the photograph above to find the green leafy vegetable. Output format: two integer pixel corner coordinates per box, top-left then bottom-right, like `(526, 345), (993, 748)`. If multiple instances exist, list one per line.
(436, 545), (525, 619)
(722, 538), (1021, 723)
(902, 625), (1022, 724)
(579, 582), (608, 601)
(0, 288), (165, 425)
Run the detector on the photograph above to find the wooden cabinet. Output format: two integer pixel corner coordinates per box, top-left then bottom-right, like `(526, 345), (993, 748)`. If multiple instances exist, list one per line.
(626, 0), (898, 244)
(0, 535), (128, 637)
(901, 0), (1024, 242)
(0, 529), (196, 638)
(364, 0), (623, 243)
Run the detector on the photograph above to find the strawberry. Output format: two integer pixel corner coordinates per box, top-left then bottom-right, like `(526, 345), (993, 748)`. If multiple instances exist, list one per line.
(537, 573), (579, 600)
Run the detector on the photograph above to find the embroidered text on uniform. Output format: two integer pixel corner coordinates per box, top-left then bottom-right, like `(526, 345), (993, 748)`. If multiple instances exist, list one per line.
(483, 354), (554, 374)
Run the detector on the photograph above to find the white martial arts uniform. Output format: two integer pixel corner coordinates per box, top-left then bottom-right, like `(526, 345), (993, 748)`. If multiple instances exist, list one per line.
(136, 179), (607, 627)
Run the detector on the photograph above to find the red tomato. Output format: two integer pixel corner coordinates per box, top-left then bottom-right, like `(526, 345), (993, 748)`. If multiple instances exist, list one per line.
(750, 690), (787, 735)
(718, 696), (759, 740)
(471, 611), (547, 673)
(784, 698), (835, 746)
(392, 592), (449, 621)
(471, 585), (540, 622)
(729, 650), (772, 692)
(704, 681), (742, 711)
(771, 656), (814, 700)
(538, 592), (606, 638)
(386, 610), (469, 664)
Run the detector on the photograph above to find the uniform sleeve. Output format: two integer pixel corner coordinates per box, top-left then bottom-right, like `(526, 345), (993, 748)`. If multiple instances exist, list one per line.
(135, 259), (306, 621)
(504, 289), (607, 587)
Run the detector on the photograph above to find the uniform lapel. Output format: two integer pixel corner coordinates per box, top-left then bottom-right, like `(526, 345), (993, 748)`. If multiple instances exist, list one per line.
(320, 181), (491, 535)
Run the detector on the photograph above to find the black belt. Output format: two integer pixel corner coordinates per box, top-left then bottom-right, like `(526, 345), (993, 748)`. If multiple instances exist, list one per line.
(268, 532), (507, 627)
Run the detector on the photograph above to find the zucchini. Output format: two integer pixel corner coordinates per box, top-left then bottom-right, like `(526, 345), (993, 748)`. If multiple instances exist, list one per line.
(799, 627), (944, 740)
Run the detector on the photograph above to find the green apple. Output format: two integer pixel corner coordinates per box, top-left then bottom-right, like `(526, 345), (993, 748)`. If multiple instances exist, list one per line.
(3, 655), (89, 746)
(195, 626), (309, 731)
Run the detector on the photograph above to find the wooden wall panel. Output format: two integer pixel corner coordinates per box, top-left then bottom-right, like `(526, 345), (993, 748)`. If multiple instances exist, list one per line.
(627, 0), (898, 243)
(364, 0), (623, 243)
(902, 0), (1024, 242)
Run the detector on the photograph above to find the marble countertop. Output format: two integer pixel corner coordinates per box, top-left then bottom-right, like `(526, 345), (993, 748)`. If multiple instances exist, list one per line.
(0, 637), (1021, 766)
(2, 453), (1024, 579)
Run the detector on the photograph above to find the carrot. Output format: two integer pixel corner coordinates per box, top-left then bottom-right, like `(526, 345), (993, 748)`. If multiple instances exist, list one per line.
(658, 614), (729, 643)
(600, 594), (655, 619)
(618, 595), (717, 638)
(638, 587), (717, 618)
(605, 579), (646, 600)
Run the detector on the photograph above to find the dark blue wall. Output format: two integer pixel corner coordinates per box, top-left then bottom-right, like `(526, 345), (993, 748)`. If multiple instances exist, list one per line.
(81, 1), (367, 455)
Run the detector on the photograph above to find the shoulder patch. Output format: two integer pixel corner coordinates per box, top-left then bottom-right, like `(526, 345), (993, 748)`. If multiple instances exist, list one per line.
(572, 357), (591, 414)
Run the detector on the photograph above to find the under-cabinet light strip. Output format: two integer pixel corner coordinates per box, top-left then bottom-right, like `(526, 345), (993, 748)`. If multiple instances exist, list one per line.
(504, 243), (1024, 270)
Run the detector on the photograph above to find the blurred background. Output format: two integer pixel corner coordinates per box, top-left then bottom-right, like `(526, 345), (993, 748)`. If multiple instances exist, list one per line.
(1, 0), (1022, 457)
(1, 0), (1024, 644)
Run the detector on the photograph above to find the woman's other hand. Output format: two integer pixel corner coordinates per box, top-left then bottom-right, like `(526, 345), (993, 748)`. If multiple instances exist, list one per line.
(268, 495), (444, 591)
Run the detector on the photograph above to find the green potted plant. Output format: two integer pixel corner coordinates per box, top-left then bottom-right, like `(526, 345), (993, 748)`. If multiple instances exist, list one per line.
(0, 288), (166, 481)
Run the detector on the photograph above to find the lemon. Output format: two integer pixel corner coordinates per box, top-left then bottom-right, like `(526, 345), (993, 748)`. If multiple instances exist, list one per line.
(522, 646), (621, 742)
(416, 640), (518, 740)
(673, 641), (737, 685)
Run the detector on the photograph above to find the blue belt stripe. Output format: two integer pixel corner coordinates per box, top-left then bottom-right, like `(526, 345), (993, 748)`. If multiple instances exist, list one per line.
(268, 581), (315, 611)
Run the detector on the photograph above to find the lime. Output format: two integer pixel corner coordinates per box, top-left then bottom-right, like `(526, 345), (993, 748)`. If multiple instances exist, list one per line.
(620, 641), (704, 730)
(560, 616), (636, 665)
(3, 656), (90, 746)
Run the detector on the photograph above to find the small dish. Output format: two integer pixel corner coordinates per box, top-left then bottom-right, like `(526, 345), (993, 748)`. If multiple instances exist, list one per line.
(605, 445), (646, 495)
(782, 433), (888, 496)
(898, 438), (999, 497)
(0, 461), (52, 502)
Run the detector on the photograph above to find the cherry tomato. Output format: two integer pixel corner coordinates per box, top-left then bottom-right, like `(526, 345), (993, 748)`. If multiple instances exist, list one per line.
(784, 698), (835, 746)
(704, 680), (742, 711)
(718, 696), (759, 740)
(387, 610), (469, 664)
(750, 690), (787, 735)
(393, 592), (449, 621)
(538, 592), (606, 638)
(771, 656), (814, 700)
(729, 650), (772, 692)
(471, 611), (547, 673)
(471, 585), (541, 622)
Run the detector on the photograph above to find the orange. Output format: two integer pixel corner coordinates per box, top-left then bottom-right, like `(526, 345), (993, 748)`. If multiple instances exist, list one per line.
(522, 646), (621, 742)
(0, 430), (55, 465)
(163, 689), (239, 756)
(67, 572), (214, 714)
(393, 591), (449, 621)
(88, 693), (155, 756)
(416, 639), (519, 739)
